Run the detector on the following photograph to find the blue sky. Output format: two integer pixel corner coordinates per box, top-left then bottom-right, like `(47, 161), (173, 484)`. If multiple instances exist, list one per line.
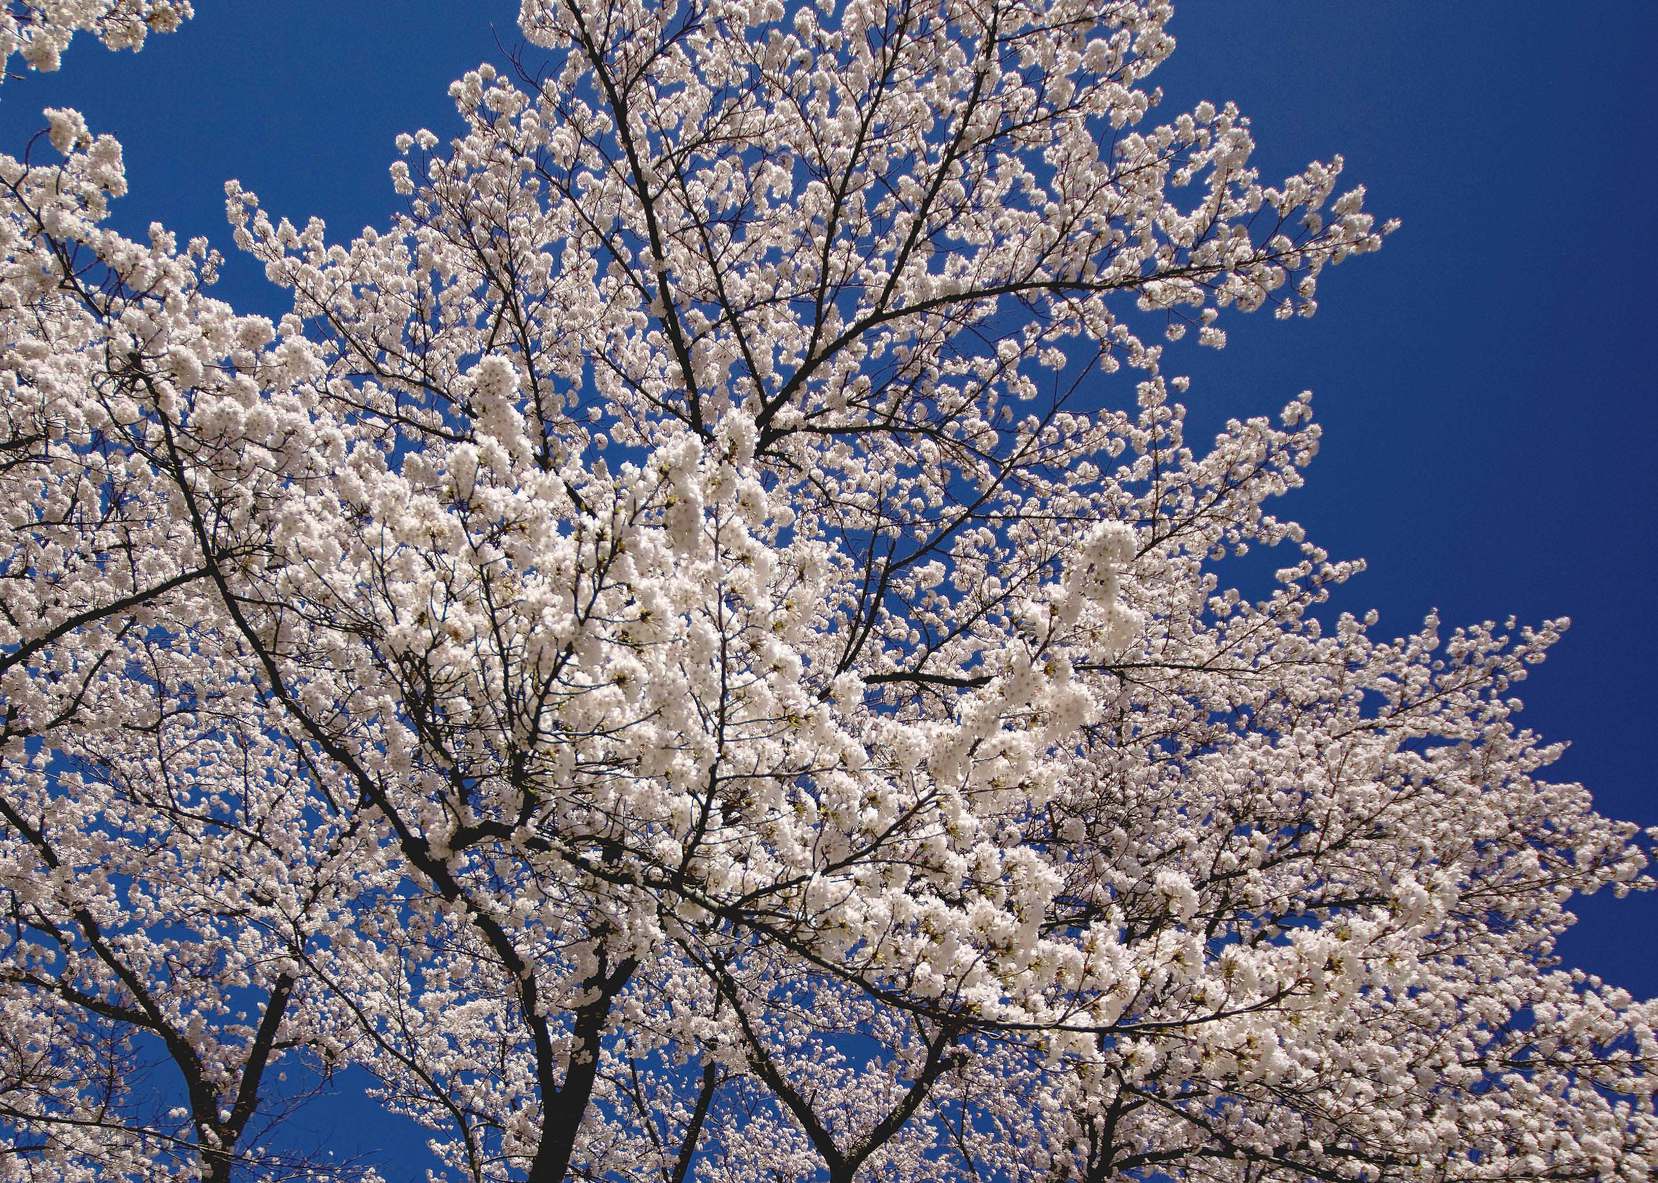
(1155, 2), (1658, 994)
(1, 0), (1653, 1165)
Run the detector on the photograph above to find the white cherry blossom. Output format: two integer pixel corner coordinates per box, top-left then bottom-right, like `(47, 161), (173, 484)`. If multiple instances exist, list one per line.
(0, 4), (1650, 1182)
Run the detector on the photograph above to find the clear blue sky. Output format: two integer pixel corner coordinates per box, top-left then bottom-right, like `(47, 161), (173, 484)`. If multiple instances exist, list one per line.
(1, 0), (1653, 1168)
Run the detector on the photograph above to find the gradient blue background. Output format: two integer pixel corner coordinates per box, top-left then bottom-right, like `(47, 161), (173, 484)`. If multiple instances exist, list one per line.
(1, 1), (1652, 1173)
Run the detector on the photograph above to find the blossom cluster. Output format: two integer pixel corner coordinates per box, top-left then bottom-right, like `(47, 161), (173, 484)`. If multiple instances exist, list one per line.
(0, 0), (190, 75)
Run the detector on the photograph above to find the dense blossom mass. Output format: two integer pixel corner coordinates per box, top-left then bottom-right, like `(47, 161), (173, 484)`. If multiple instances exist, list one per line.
(0, 2), (1654, 1181)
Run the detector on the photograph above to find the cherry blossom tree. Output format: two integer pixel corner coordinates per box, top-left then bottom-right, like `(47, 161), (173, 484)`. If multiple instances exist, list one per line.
(2, 2), (1654, 1181)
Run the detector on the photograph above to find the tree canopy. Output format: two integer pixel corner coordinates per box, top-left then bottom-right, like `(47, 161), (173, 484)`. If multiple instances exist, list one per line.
(0, 3), (1653, 1181)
